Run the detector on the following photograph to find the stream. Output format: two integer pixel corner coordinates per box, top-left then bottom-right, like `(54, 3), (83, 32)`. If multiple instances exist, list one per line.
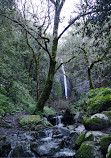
(6, 115), (77, 158)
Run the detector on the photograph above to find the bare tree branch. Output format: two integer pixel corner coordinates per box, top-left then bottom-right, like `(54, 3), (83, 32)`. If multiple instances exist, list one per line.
(0, 13), (51, 56)
(25, 31), (37, 64)
(55, 52), (79, 72)
(58, 0), (66, 13)
(58, 11), (94, 40)
(50, 0), (56, 5)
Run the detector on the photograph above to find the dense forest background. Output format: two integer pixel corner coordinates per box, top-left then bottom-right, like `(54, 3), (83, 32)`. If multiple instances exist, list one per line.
(0, 0), (111, 116)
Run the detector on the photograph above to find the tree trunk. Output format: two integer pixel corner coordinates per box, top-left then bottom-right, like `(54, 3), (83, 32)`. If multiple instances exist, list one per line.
(83, 47), (95, 90)
(36, 52), (41, 100)
(34, 59), (56, 113)
(88, 67), (95, 89)
(33, 0), (61, 113)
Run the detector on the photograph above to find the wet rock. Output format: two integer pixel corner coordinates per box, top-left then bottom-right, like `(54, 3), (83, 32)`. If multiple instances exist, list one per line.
(100, 134), (111, 153)
(0, 142), (11, 157)
(84, 114), (109, 130)
(9, 146), (35, 157)
(85, 131), (107, 143)
(74, 112), (86, 124)
(75, 141), (103, 158)
(1, 120), (13, 128)
(106, 144), (111, 158)
(54, 148), (76, 157)
(74, 124), (86, 135)
(31, 139), (62, 156)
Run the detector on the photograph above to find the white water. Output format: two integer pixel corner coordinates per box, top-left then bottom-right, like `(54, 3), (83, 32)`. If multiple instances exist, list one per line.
(42, 130), (53, 141)
(54, 115), (64, 127)
(61, 59), (68, 99)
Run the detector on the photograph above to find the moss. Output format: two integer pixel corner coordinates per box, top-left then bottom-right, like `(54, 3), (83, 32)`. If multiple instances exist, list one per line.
(19, 115), (52, 130)
(0, 136), (7, 142)
(104, 111), (111, 117)
(85, 117), (101, 129)
(19, 115), (41, 130)
(75, 133), (86, 147)
(106, 148), (111, 158)
(87, 87), (111, 114)
(85, 134), (94, 141)
(75, 141), (94, 158)
(100, 135), (111, 152)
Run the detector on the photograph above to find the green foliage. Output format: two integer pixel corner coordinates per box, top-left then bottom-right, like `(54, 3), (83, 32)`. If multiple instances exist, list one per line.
(26, 104), (36, 114)
(100, 134), (111, 152)
(11, 81), (35, 108)
(19, 115), (52, 130)
(43, 106), (56, 116)
(71, 94), (86, 114)
(19, 115), (41, 130)
(0, 93), (15, 115)
(87, 87), (111, 114)
(0, 136), (7, 142)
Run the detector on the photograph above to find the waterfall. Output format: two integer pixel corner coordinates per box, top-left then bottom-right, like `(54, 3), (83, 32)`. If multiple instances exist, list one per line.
(54, 115), (64, 127)
(61, 59), (68, 99)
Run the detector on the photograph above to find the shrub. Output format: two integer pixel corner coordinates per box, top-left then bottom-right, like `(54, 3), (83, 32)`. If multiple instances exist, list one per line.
(87, 87), (111, 114)
(43, 106), (56, 116)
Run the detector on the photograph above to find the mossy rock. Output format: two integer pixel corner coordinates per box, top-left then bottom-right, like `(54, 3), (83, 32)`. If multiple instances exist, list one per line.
(75, 132), (94, 148)
(75, 133), (86, 147)
(85, 133), (94, 141)
(19, 115), (52, 130)
(19, 115), (41, 130)
(84, 114), (109, 130)
(106, 145), (111, 158)
(100, 134), (111, 152)
(0, 137), (7, 142)
(75, 141), (94, 158)
(102, 111), (111, 124)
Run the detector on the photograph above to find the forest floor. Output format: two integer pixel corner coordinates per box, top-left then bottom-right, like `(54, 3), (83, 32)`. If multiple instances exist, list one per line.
(0, 111), (27, 140)
(0, 111), (111, 141)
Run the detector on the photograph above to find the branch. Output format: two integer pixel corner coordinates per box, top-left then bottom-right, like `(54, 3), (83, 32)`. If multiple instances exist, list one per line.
(58, 0), (66, 13)
(0, 13), (51, 55)
(90, 59), (102, 70)
(25, 31), (37, 64)
(58, 11), (94, 40)
(44, 41), (52, 60)
(50, 0), (56, 5)
(55, 53), (79, 73)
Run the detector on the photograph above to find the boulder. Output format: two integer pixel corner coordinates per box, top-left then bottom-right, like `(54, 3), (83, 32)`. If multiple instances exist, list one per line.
(106, 144), (111, 158)
(75, 141), (103, 158)
(0, 142), (11, 157)
(74, 124), (86, 135)
(100, 134), (111, 153)
(84, 114), (109, 130)
(9, 146), (36, 157)
(31, 139), (62, 156)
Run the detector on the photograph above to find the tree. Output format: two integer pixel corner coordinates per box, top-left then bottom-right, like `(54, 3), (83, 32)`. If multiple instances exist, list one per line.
(1, 0), (109, 112)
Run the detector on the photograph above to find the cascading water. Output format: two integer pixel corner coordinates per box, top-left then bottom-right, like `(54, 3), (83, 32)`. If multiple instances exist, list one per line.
(54, 115), (64, 127)
(42, 130), (53, 141)
(61, 59), (68, 99)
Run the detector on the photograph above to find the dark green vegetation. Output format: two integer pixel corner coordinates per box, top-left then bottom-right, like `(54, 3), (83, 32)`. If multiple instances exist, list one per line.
(75, 142), (94, 158)
(0, 0), (111, 117)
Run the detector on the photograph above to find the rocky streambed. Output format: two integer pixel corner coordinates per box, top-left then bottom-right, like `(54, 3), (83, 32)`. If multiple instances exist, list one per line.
(1, 110), (111, 158)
